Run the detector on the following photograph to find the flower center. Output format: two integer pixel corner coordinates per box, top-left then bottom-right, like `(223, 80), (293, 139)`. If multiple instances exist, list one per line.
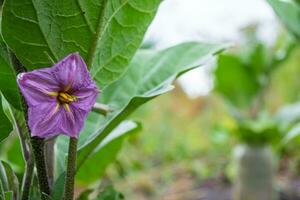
(57, 92), (76, 104)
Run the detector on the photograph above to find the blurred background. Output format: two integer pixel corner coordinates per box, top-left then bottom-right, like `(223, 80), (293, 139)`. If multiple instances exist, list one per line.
(105, 0), (300, 199)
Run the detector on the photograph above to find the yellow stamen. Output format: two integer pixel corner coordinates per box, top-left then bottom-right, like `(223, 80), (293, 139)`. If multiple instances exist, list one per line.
(58, 92), (76, 104)
(46, 91), (59, 97)
(63, 104), (71, 112)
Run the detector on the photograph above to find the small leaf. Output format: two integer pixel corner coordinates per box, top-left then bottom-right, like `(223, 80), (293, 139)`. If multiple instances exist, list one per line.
(1, 162), (19, 200)
(0, 95), (13, 143)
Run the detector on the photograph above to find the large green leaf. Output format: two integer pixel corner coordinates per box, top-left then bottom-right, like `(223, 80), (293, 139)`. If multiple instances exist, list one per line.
(76, 120), (141, 185)
(2, 0), (161, 86)
(0, 95), (13, 143)
(72, 42), (226, 168)
(268, 0), (300, 40)
(214, 54), (260, 107)
(0, 36), (22, 110)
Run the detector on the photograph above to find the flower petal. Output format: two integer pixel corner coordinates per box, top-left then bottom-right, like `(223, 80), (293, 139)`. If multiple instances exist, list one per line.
(72, 83), (99, 111)
(59, 104), (89, 138)
(28, 102), (62, 137)
(17, 68), (60, 106)
(52, 53), (91, 92)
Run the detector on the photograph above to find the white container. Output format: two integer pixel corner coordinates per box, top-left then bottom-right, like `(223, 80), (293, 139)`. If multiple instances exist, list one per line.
(233, 144), (278, 200)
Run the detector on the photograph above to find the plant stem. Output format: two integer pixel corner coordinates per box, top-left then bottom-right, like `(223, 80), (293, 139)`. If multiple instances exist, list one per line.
(92, 103), (112, 116)
(45, 138), (56, 188)
(9, 52), (51, 199)
(31, 137), (50, 199)
(21, 156), (34, 200)
(64, 137), (78, 200)
(9, 52), (37, 200)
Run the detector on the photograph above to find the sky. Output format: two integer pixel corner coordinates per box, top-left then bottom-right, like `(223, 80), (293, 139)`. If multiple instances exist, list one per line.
(145, 0), (279, 98)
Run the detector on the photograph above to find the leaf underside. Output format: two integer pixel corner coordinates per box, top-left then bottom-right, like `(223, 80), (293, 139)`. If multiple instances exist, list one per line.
(66, 42), (226, 170)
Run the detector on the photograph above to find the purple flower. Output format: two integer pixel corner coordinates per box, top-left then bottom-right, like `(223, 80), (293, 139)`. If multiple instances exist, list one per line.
(17, 53), (99, 138)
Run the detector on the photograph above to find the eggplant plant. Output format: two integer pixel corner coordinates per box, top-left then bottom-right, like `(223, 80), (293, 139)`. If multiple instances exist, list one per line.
(214, 31), (295, 200)
(0, 1), (226, 200)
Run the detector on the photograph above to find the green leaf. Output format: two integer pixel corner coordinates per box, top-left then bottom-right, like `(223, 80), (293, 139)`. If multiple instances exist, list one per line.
(74, 42), (226, 169)
(267, 0), (300, 40)
(29, 176), (42, 200)
(0, 39), (22, 110)
(0, 181), (4, 200)
(95, 186), (124, 200)
(5, 137), (25, 173)
(283, 123), (300, 143)
(234, 118), (281, 145)
(244, 43), (269, 74)
(0, 95), (13, 143)
(2, 0), (161, 87)
(3, 191), (12, 200)
(214, 54), (260, 107)
(76, 121), (141, 185)
(0, 162), (19, 200)
(0, 163), (8, 193)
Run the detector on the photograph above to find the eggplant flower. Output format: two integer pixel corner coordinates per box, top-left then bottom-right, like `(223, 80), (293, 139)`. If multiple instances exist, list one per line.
(17, 53), (99, 138)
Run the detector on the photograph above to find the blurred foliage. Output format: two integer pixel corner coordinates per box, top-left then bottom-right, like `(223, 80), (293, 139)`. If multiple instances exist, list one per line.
(215, 31), (295, 110)
(214, 54), (260, 107)
(213, 28), (297, 147)
(268, 0), (300, 40)
(233, 117), (282, 145)
(103, 90), (235, 199)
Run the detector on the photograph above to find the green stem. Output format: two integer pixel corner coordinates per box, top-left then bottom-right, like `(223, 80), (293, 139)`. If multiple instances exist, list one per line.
(64, 137), (78, 200)
(9, 52), (52, 199)
(31, 137), (50, 199)
(21, 157), (34, 200)
(45, 138), (56, 188)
